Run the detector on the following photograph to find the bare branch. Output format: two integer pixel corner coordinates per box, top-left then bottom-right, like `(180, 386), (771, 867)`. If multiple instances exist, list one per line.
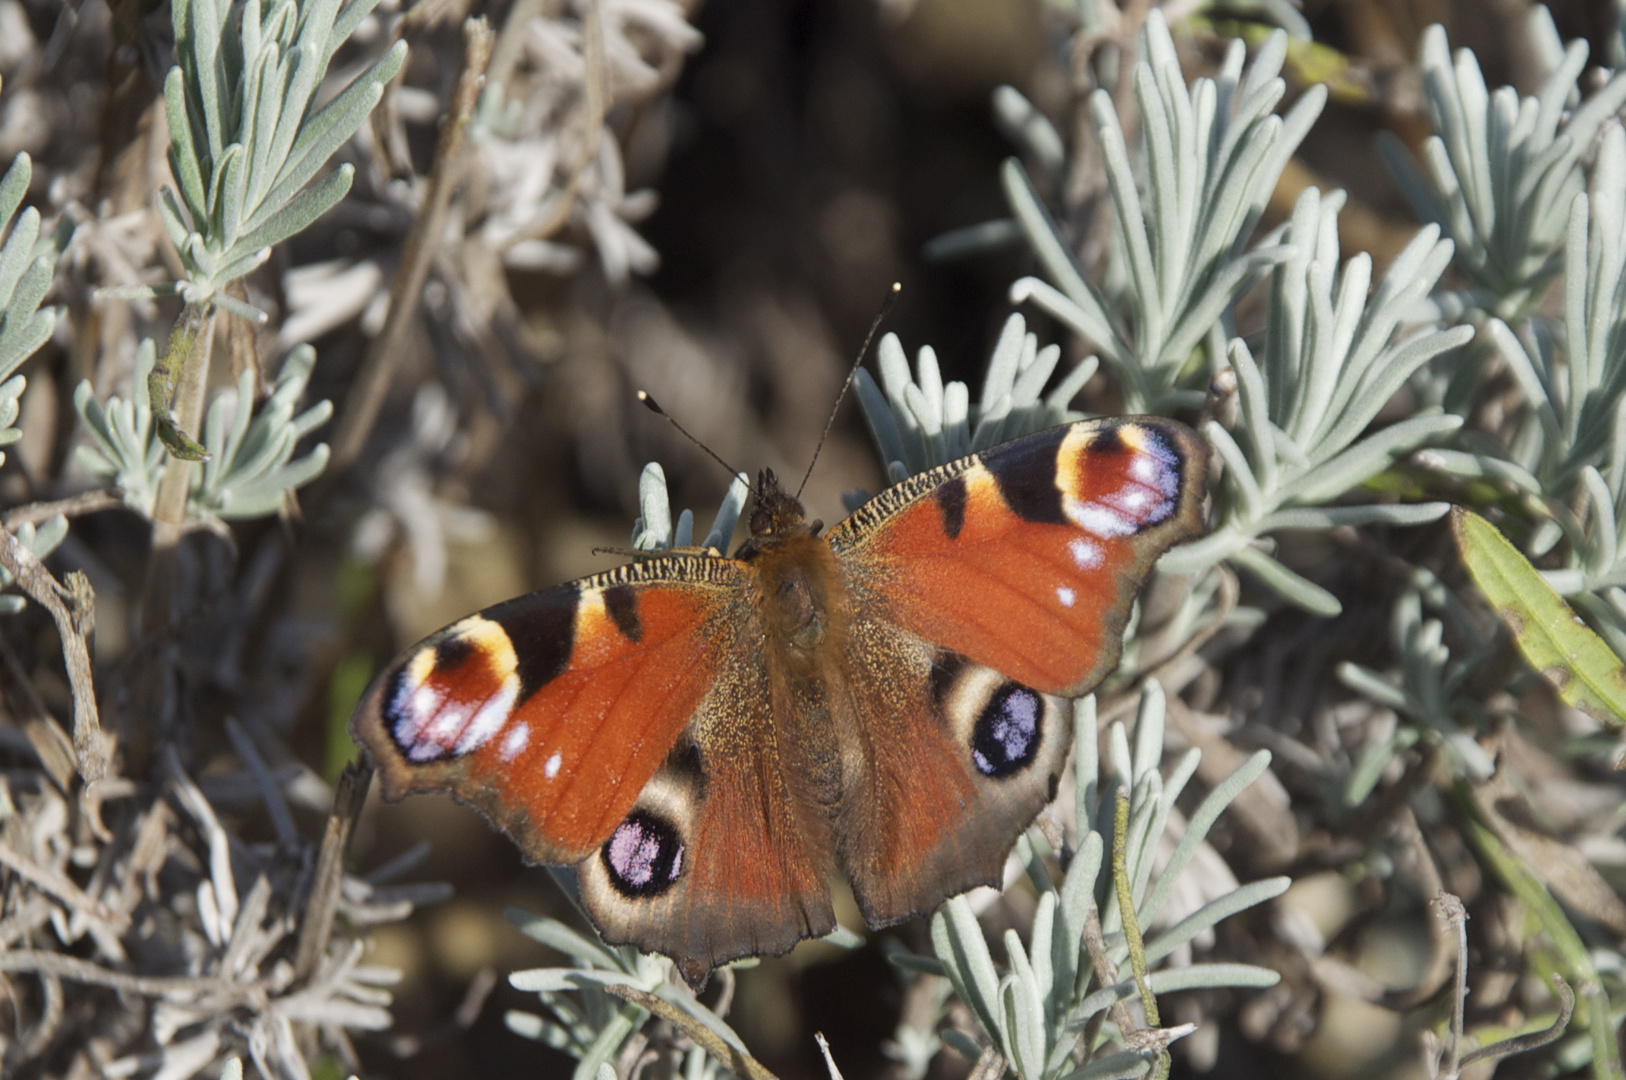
(0, 526), (104, 784)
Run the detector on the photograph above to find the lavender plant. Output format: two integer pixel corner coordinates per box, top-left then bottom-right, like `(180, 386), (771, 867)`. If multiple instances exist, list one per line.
(1159, 188), (1473, 614)
(0, 153), (72, 453)
(853, 313), (1094, 485)
(917, 686), (1284, 1080)
(88, 0), (402, 467)
(1418, 117), (1626, 659)
(472, 0), (702, 286)
(1004, 12), (1324, 413)
(0, 150), (74, 611)
(74, 341), (332, 522)
(1379, 9), (1626, 317)
(151, 0), (406, 316)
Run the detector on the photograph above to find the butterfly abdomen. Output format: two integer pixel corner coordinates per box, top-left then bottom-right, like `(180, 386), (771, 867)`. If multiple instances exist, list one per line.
(750, 530), (853, 820)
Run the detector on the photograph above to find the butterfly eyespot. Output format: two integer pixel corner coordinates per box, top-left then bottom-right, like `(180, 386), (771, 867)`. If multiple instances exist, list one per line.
(970, 683), (1043, 778)
(603, 809), (685, 898)
(383, 619), (521, 763)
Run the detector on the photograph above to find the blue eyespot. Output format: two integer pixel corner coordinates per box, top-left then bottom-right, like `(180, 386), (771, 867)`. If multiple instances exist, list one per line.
(971, 684), (1042, 778)
(603, 810), (685, 897)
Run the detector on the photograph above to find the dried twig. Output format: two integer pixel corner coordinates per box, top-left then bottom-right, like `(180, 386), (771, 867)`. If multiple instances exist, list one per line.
(327, 17), (494, 475)
(967, 1046), (1008, 1080)
(602, 984), (781, 1080)
(1079, 889), (1137, 1045)
(1431, 892), (1469, 1079)
(1381, 808), (1456, 1010)
(0, 842), (129, 933)
(2, 491), (123, 530)
(294, 759), (373, 982)
(814, 1032), (846, 1080)
(130, 303), (217, 775)
(0, 527), (104, 784)
(1461, 975), (1575, 1067)
(0, 949), (255, 999)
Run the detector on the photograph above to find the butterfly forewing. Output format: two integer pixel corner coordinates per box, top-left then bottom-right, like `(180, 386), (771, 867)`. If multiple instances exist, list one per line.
(829, 418), (1208, 696)
(351, 556), (749, 864)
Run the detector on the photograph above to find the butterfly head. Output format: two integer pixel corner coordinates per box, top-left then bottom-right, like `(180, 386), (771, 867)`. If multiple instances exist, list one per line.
(746, 468), (822, 540)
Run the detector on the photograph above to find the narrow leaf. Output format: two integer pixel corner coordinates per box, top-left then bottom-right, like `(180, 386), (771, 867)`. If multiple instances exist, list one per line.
(1452, 508), (1626, 724)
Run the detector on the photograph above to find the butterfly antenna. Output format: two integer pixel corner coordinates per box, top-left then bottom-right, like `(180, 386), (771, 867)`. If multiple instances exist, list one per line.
(636, 391), (754, 497)
(795, 281), (901, 500)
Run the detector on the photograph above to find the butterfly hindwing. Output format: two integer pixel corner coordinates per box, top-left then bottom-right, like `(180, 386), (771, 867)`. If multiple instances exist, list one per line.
(576, 648), (837, 984)
(835, 624), (1074, 925)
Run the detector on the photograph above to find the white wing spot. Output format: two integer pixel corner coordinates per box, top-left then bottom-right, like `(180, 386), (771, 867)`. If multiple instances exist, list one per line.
(499, 722), (531, 762)
(455, 677), (520, 755)
(1069, 538), (1102, 569)
(404, 684), (438, 737)
(1115, 487), (1151, 513)
(423, 707), (466, 751)
(1057, 586), (1076, 607)
(1066, 498), (1135, 537)
(1132, 448), (1180, 496)
(544, 752), (563, 780)
(391, 670), (519, 763)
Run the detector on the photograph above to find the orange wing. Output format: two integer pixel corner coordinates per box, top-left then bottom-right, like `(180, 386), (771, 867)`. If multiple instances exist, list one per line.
(349, 553), (836, 983)
(351, 556), (747, 862)
(825, 418), (1208, 922)
(828, 418), (1208, 695)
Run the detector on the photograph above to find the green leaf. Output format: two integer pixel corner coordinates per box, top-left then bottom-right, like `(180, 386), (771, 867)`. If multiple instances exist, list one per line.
(0, 206), (40, 308)
(1000, 160), (1121, 359)
(0, 153), (29, 233)
(233, 164), (352, 258)
(1230, 545), (1342, 616)
(1452, 507), (1626, 725)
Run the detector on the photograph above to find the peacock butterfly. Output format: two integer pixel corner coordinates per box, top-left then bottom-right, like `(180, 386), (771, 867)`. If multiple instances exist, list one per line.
(349, 416), (1208, 986)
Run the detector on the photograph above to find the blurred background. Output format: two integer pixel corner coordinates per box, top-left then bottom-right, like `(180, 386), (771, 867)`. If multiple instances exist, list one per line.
(2, 0), (1624, 1077)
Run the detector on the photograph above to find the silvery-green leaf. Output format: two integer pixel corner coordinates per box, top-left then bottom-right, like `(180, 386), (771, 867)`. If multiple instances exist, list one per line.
(0, 154), (28, 235)
(235, 162), (353, 260)
(1230, 545), (1342, 615)
(255, 41), (405, 219)
(0, 206), (41, 308)
(932, 896), (1002, 1043)
(993, 85), (1065, 181)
